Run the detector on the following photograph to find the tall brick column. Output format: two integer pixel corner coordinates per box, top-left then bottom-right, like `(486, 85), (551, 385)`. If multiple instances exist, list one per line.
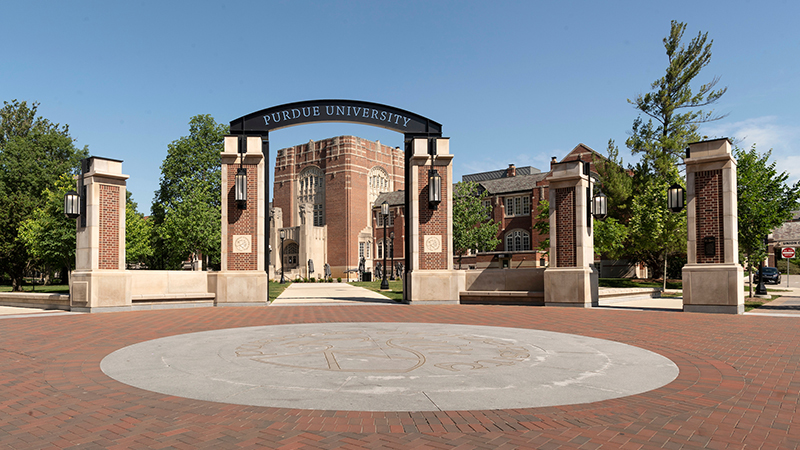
(215, 135), (268, 305)
(682, 138), (744, 314)
(70, 157), (132, 312)
(404, 137), (463, 303)
(543, 160), (598, 307)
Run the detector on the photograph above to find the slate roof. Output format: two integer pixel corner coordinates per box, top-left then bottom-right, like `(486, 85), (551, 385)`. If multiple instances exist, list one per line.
(474, 172), (548, 196)
(373, 190), (405, 207)
(462, 166), (540, 183)
(773, 212), (800, 241)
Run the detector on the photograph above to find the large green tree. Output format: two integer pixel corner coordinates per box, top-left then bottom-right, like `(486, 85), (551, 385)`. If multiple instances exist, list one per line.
(452, 181), (500, 269)
(150, 114), (226, 269)
(125, 192), (153, 268)
(0, 100), (87, 290)
(18, 174), (77, 284)
(596, 21), (726, 279)
(627, 20), (727, 182)
(735, 144), (800, 296)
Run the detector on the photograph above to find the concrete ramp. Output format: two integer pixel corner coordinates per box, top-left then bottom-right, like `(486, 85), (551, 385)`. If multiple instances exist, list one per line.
(271, 283), (396, 306)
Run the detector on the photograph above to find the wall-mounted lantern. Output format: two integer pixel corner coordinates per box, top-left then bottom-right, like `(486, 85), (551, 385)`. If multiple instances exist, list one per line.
(64, 190), (81, 219)
(428, 169), (441, 209)
(64, 158), (88, 226)
(235, 167), (247, 208)
(668, 183), (685, 213)
(591, 190), (608, 220)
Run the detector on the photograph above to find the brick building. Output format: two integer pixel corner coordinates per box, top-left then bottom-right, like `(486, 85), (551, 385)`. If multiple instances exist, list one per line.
(458, 144), (606, 270)
(270, 136), (404, 279)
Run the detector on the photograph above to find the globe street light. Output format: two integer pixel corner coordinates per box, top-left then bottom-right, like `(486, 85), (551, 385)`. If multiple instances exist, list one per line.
(380, 201), (390, 290)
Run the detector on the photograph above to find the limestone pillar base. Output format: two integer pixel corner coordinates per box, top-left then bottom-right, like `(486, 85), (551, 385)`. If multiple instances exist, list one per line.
(69, 270), (132, 313)
(544, 266), (599, 307)
(682, 264), (744, 314)
(405, 270), (465, 304)
(214, 272), (268, 306)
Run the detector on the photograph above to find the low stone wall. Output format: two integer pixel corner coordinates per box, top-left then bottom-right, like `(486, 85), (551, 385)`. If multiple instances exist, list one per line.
(464, 268), (545, 291)
(0, 292), (71, 310)
(459, 268), (545, 305)
(129, 271), (216, 301)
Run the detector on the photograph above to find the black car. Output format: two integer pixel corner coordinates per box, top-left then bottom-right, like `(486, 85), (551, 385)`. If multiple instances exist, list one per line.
(757, 267), (782, 284)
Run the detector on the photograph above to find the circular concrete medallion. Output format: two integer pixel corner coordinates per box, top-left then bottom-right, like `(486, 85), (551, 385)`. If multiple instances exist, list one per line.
(101, 323), (678, 411)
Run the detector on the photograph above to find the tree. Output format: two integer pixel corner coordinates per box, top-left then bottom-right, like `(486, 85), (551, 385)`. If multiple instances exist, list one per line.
(150, 115), (226, 269)
(0, 100), (87, 290)
(18, 174), (77, 284)
(125, 192), (153, 268)
(532, 199), (549, 252)
(604, 21), (725, 279)
(627, 178), (687, 286)
(627, 20), (727, 182)
(735, 144), (800, 297)
(452, 181), (500, 269)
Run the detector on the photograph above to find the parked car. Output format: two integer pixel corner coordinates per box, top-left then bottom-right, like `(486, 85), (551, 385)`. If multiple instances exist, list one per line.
(757, 267), (782, 284)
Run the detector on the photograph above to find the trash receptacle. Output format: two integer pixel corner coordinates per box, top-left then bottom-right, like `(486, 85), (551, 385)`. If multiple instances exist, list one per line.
(362, 271), (372, 282)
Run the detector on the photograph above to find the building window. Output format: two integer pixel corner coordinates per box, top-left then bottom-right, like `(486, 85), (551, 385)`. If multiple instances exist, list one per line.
(505, 229), (531, 252)
(376, 209), (394, 227)
(504, 195), (531, 217)
(482, 199), (492, 219)
(368, 166), (392, 208)
(298, 166), (324, 226)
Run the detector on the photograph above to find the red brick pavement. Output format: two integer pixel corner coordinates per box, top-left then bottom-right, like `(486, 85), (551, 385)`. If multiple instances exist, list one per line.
(1, 305), (799, 449)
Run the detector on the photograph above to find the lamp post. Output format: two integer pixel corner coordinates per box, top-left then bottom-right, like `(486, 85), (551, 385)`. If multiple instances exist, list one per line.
(380, 201), (389, 290)
(756, 235), (768, 296)
(389, 231), (395, 280)
(279, 229), (286, 284)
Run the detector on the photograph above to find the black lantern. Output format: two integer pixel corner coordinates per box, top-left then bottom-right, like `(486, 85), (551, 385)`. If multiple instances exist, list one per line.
(428, 169), (441, 209)
(235, 167), (247, 208)
(668, 183), (685, 213)
(64, 190), (81, 219)
(591, 190), (608, 220)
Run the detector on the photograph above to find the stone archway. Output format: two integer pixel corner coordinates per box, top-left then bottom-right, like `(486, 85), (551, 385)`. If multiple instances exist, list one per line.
(221, 100), (460, 303)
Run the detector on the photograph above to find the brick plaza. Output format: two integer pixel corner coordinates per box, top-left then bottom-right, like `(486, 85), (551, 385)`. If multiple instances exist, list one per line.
(1, 305), (798, 449)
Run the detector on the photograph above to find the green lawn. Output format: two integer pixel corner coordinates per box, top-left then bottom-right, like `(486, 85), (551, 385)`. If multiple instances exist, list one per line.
(268, 281), (292, 302)
(349, 280), (404, 302)
(0, 284), (70, 293)
(744, 294), (780, 312)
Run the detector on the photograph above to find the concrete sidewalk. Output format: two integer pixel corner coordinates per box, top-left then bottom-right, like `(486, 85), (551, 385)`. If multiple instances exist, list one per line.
(271, 282), (397, 306)
(747, 286), (800, 316)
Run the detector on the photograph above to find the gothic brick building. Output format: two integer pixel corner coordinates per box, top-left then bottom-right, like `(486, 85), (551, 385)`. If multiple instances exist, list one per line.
(270, 136), (404, 279)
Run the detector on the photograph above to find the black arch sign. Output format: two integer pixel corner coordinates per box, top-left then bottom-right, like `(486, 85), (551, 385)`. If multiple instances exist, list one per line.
(230, 99), (442, 136)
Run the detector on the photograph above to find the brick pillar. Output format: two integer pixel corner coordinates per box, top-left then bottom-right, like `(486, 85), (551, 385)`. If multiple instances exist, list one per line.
(215, 135), (268, 305)
(404, 137), (464, 303)
(70, 157), (132, 312)
(543, 160), (598, 307)
(682, 138), (744, 314)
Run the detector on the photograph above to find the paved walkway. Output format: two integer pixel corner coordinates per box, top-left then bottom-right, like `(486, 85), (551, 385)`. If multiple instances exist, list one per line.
(271, 282), (397, 305)
(1, 304), (799, 448)
(747, 286), (800, 317)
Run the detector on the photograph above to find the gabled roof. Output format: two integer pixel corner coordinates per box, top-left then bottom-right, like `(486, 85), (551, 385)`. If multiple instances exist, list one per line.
(462, 166), (540, 182)
(373, 190), (405, 207)
(476, 172), (548, 196)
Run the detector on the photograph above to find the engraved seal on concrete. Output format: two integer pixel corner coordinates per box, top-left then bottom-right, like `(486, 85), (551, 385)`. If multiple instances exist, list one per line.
(232, 235), (251, 253)
(101, 323), (678, 411)
(423, 235), (442, 253)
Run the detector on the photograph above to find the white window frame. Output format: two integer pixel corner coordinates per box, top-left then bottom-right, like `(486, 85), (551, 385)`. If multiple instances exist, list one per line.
(504, 195), (531, 217)
(504, 229), (531, 252)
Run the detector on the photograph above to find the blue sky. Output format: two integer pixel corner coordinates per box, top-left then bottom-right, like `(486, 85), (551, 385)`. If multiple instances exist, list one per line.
(3, 0), (798, 213)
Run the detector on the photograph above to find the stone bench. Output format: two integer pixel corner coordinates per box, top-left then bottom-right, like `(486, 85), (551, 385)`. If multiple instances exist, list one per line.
(0, 292), (71, 310)
(459, 291), (544, 306)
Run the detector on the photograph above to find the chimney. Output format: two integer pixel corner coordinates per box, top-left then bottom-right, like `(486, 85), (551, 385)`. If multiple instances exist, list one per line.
(550, 156), (558, 168)
(507, 164), (516, 177)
